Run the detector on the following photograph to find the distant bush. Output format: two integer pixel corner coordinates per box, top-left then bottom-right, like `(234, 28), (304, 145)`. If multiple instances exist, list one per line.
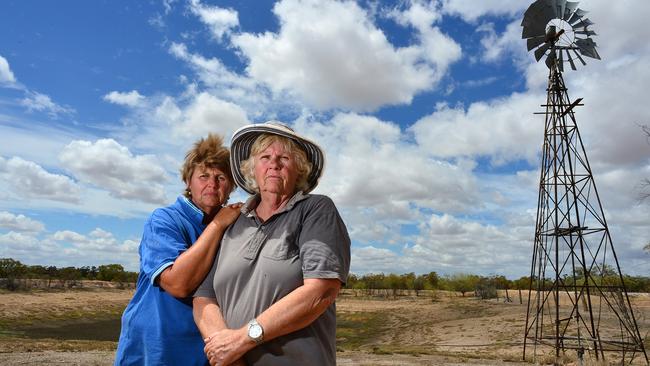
(0, 258), (138, 291)
(343, 270), (650, 297)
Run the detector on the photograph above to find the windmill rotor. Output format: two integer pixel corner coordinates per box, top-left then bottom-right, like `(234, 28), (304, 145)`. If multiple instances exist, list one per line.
(521, 0), (600, 70)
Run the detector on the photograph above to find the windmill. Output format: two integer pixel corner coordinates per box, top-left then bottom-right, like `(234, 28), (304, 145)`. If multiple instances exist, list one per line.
(521, 0), (648, 364)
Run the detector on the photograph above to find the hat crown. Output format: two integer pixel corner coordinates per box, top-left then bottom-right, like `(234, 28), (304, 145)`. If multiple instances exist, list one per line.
(265, 121), (295, 133)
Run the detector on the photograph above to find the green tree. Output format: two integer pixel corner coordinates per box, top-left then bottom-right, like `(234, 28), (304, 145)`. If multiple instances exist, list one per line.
(424, 271), (439, 290)
(0, 258), (26, 278)
(447, 273), (480, 297)
(79, 265), (99, 280)
(402, 272), (416, 294)
(386, 273), (402, 298)
(97, 264), (126, 282)
(513, 276), (531, 290)
(58, 267), (82, 287)
(475, 276), (497, 299)
(0, 258), (27, 290)
(413, 275), (425, 296)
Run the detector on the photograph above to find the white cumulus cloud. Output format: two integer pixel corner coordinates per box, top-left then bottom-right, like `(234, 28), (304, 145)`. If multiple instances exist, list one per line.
(189, 0), (239, 41)
(20, 91), (75, 118)
(409, 92), (543, 164)
(155, 92), (250, 140)
(103, 90), (145, 107)
(0, 211), (45, 233)
(441, 0), (526, 22)
(232, 0), (461, 111)
(59, 139), (168, 204)
(0, 55), (17, 85)
(3, 227), (140, 270)
(0, 156), (81, 203)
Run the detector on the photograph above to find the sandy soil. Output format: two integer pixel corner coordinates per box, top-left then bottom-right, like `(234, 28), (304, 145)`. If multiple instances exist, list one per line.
(0, 289), (647, 365)
(0, 289), (133, 323)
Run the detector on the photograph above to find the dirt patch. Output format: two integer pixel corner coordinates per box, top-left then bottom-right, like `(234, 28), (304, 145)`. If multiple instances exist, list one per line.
(0, 288), (132, 328)
(0, 289), (648, 365)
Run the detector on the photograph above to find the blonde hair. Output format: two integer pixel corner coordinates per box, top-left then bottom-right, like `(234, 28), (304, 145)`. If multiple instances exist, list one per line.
(180, 134), (234, 197)
(240, 134), (312, 194)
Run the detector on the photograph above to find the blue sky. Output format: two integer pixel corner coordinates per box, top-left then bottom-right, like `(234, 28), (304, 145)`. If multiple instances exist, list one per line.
(1, 0), (649, 278)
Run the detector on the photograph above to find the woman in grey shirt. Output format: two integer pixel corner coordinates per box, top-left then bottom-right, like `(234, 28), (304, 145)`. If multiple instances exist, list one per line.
(193, 122), (351, 366)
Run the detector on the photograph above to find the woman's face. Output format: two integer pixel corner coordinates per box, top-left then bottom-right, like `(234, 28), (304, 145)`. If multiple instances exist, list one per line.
(187, 165), (232, 215)
(254, 141), (298, 196)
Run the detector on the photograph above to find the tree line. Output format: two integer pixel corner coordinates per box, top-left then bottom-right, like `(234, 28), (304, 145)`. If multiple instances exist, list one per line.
(344, 271), (650, 298)
(0, 258), (138, 290)
(2, 257), (649, 295)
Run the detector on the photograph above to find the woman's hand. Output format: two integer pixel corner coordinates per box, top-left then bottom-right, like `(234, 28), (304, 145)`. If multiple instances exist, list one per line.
(158, 202), (243, 298)
(212, 203), (243, 231)
(204, 327), (253, 366)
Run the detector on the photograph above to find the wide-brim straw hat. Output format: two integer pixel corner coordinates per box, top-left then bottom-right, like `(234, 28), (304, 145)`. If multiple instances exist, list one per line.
(230, 121), (325, 195)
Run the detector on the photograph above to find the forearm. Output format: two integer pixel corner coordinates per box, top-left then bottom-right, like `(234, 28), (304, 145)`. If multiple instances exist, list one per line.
(256, 278), (341, 341)
(159, 221), (226, 297)
(202, 278), (340, 363)
(193, 297), (228, 339)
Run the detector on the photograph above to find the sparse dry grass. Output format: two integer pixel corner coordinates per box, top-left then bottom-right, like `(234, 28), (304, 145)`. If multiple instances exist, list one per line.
(0, 289), (648, 365)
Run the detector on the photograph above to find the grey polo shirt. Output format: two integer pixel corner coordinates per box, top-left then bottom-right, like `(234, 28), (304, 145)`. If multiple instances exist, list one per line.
(195, 192), (351, 366)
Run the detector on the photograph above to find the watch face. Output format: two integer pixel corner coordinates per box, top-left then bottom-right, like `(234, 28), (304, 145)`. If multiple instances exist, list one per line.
(249, 324), (263, 338)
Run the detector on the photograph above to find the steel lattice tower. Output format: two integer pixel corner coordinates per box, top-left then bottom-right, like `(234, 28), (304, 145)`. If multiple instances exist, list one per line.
(521, 1), (648, 364)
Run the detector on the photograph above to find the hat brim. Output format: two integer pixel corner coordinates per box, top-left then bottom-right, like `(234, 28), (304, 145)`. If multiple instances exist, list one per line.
(230, 122), (325, 195)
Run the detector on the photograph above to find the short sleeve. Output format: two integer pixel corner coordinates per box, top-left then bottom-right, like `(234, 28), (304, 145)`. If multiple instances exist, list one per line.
(193, 253), (217, 298)
(140, 209), (191, 285)
(298, 196), (351, 284)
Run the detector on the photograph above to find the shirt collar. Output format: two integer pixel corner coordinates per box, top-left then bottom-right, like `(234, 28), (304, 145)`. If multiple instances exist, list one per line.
(178, 195), (206, 225)
(242, 191), (309, 219)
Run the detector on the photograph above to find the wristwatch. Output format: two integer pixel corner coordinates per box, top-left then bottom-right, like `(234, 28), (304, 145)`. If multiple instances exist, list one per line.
(247, 318), (264, 345)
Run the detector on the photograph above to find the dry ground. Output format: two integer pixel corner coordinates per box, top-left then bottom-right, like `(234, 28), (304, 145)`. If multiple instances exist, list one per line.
(0, 289), (647, 365)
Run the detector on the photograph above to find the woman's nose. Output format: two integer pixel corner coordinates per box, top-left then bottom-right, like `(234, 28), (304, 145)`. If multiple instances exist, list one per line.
(268, 155), (281, 168)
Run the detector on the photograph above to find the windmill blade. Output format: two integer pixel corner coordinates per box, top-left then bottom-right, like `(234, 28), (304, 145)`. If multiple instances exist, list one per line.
(572, 18), (594, 30)
(535, 42), (551, 61)
(527, 35), (547, 50)
(539, 2), (559, 24)
(576, 38), (600, 59)
(566, 49), (577, 70)
(521, 0), (601, 69)
(573, 48), (587, 65)
(524, 0), (555, 23)
(544, 0), (559, 19)
(568, 8), (587, 25)
(522, 0), (546, 26)
(546, 0), (569, 21)
(545, 49), (557, 69)
(556, 0), (567, 21)
(592, 48), (601, 60)
(522, 1), (555, 38)
(522, 0), (556, 27)
(563, 1), (579, 21)
(575, 29), (597, 36)
(522, 23), (548, 39)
